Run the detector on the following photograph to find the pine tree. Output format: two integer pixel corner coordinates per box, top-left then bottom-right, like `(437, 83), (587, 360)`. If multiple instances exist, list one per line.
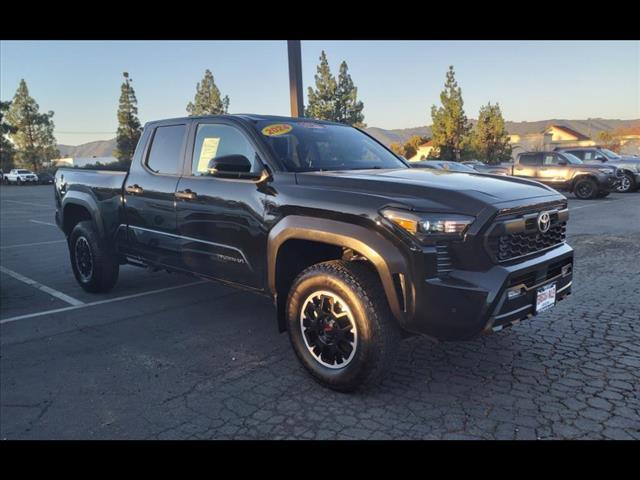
(115, 72), (142, 165)
(305, 51), (338, 121)
(186, 69), (230, 116)
(1, 100), (17, 171)
(389, 142), (404, 157)
(471, 102), (512, 164)
(430, 66), (471, 161)
(5, 80), (58, 172)
(334, 61), (366, 127)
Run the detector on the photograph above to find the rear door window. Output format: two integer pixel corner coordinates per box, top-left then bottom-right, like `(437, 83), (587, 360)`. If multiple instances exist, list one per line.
(146, 124), (187, 175)
(519, 153), (542, 166)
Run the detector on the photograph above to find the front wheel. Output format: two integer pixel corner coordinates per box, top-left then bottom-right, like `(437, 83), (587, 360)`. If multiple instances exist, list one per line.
(574, 178), (598, 199)
(286, 260), (401, 392)
(616, 173), (636, 193)
(69, 221), (119, 293)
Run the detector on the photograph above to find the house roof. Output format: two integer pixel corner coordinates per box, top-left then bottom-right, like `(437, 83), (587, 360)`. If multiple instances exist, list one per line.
(545, 124), (591, 141)
(418, 140), (433, 148)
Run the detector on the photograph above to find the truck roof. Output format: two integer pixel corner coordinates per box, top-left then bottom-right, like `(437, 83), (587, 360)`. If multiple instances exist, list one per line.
(144, 114), (344, 128)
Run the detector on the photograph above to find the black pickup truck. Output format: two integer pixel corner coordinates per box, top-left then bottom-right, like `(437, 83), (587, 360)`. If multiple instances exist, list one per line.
(54, 114), (574, 391)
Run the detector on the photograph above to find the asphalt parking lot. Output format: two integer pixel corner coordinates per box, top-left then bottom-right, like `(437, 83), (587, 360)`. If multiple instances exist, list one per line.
(1, 184), (639, 440)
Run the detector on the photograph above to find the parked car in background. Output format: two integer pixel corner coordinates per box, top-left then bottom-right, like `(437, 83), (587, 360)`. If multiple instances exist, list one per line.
(4, 169), (39, 185)
(411, 160), (477, 173)
(511, 151), (621, 199)
(554, 147), (640, 193)
(37, 172), (55, 185)
(461, 160), (512, 175)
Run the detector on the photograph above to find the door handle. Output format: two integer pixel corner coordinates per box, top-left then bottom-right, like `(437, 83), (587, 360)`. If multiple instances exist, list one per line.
(175, 189), (197, 201)
(126, 184), (143, 195)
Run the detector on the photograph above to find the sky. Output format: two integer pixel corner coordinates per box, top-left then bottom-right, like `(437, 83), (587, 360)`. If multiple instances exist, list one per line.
(1, 40), (639, 146)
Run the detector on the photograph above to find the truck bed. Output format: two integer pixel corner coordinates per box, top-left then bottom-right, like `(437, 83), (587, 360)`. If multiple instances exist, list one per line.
(54, 168), (128, 238)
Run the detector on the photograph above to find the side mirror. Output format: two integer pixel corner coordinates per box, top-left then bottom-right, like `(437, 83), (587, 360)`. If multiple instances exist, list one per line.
(557, 159), (567, 165)
(207, 154), (256, 179)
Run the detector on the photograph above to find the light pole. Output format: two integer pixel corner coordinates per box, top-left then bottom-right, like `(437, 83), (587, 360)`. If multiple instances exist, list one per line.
(287, 40), (304, 117)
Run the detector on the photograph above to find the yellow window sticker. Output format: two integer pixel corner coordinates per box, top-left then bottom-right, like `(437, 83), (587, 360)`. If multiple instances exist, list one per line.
(261, 123), (293, 136)
(196, 137), (221, 173)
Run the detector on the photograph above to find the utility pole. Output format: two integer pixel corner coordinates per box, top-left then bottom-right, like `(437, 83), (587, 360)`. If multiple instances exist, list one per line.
(287, 40), (304, 117)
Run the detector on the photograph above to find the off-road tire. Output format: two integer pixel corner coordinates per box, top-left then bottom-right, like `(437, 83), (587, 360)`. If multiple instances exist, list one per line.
(574, 178), (598, 200)
(69, 220), (119, 293)
(286, 260), (401, 392)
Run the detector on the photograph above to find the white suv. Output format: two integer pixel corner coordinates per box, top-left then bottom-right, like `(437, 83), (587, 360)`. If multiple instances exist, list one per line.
(4, 169), (39, 185)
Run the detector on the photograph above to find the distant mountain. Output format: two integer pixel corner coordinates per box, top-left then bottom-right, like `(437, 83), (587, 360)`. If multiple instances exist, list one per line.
(365, 118), (640, 147)
(56, 119), (640, 155)
(56, 138), (117, 158)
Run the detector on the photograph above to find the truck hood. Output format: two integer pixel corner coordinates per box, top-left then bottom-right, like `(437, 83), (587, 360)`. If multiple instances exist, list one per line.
(296, 168), (560, 216)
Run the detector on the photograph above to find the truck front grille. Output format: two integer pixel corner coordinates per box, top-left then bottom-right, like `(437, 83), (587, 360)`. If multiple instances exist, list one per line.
(485, 202), (568, 263)
(492, 223), (566, 262)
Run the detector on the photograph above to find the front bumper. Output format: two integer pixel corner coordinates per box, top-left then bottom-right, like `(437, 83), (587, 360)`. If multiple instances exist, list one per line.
(403, 243), (573, 341)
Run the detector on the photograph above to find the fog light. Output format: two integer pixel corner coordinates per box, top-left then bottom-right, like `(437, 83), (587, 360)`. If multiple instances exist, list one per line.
(507, 287), (523, 300)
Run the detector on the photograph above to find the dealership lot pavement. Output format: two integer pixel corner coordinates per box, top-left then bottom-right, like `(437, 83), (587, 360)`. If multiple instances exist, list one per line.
(1, 185), (639, 439)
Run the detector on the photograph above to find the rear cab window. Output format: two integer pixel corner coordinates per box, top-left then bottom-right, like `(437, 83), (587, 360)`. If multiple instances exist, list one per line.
(145, 124), (187, 175)
(519, 153), (542, 166)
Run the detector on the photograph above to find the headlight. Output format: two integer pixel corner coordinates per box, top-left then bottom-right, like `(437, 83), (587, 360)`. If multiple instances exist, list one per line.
(381, 208), (474, 242)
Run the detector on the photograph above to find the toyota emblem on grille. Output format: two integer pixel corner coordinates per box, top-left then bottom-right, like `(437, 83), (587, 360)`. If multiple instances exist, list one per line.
(537, 211), (551, 233)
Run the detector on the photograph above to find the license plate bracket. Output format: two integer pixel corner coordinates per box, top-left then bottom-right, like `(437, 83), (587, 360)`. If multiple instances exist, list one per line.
(536, 282), (556, 314)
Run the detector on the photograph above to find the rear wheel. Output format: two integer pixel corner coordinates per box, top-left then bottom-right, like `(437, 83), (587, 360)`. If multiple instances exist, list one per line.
(574, 178), (598, 199)
(616, 173), (636, 193)
(286, 260), (401, 392)
(69, 220), (119, 293)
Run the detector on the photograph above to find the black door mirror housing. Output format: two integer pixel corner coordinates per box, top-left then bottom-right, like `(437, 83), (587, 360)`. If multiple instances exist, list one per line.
(207, 154), (256, 178)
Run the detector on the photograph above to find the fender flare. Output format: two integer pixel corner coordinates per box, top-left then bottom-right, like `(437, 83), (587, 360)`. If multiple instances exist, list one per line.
(571, 173), (598, 189)
(267, 215), (410, 322)
(60, 191), (105, 239)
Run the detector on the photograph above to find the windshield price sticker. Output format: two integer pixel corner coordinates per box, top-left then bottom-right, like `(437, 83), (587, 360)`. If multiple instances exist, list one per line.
(262, 124), (293, 136)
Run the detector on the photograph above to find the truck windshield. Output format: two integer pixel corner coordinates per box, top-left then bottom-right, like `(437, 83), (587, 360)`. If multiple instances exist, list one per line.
(601, 148), (621, 160)
(561, 153), (583, 165)
(255, 120), (407, 172)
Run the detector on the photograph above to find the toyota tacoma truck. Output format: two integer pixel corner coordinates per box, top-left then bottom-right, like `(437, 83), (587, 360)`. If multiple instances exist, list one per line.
(54, 115), (574, 391)
(511, 151), (621, 199)
(555, 147), (640, 193)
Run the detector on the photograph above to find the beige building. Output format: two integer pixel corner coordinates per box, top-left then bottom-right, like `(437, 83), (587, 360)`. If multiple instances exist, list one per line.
(52, 156), (118, 168)
(408, 140), (434, 161)
(509, 124), (597, 158)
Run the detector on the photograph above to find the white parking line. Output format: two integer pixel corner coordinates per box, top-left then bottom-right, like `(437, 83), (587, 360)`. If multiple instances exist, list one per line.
(0, 280), (206, 325)
(0, 240), (67, 250)
(0, 265), (84, 306)
(2, 199), (52, 208)
(29, 219), (57, 227)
